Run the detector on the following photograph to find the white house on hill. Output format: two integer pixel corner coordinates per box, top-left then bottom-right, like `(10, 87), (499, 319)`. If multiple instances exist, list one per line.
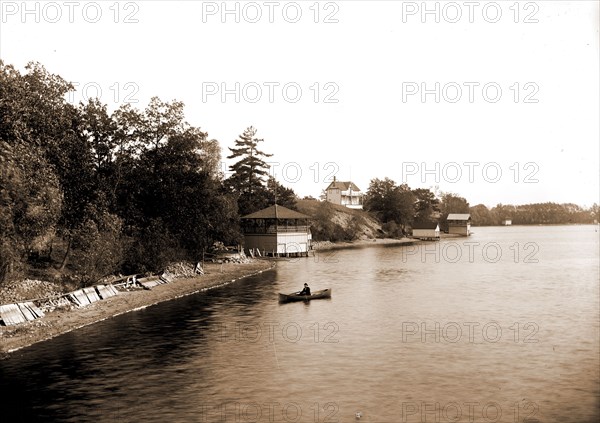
(325, 177), (364, 209)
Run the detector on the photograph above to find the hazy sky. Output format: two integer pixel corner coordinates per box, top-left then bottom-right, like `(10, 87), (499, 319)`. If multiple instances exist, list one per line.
(1, 1), (598, 207)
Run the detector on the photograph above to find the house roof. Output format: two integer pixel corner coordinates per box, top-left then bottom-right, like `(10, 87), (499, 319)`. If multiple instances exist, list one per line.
(241, 204), (310, 220)
(412, 221), (440, 230)
(447, 213), (471, 220)
(325, 181), (361, 192)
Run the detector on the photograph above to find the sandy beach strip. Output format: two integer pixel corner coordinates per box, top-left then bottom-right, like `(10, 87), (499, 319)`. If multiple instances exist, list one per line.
(0, 260), (275, 356)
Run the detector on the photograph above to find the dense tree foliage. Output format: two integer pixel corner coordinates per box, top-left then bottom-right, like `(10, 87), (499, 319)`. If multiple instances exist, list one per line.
(438, 193), (470, 231)
(0, 61), (298, 285)
(364, 178), (415, 235)
(412, 188), (440, 221)
(0, 142), (62, 280)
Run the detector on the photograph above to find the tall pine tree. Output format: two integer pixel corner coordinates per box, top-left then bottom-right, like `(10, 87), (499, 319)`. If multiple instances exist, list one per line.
(227, 126), (273, 215)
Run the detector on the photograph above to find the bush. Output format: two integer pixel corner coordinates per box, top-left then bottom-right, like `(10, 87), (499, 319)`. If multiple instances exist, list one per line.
(382, 221), (404, 238)
(123, 219), (184, 275)
(70, 212), (124, 286)
(309, 202), (365, 242)
(345, 216), (366, 241)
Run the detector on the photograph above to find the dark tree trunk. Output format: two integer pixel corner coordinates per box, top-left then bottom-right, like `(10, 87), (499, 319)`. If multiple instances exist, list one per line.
(59, 237), (72, 271)
(0, 263), (9, 284)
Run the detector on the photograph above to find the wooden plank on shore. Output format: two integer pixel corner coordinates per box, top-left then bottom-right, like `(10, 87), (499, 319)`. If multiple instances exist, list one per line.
(24, 302), (45, 318)
(83, 287), (100, 303)
(106, 284), (119, 296)
(0, 304), (27, 326)
(67, 293), (80, 306)
(72, 289), (90, 306)
(96, 284), (116, 299)
(95, 285), (108, 299)
(141, 280), (160, 289)
(160, 273), (174, 283)
(17, 303), (36, 321)
(138, 276), (161, 289)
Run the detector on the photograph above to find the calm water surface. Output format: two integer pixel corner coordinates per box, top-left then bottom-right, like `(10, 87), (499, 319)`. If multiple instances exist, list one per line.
(1, 225), (598, 422)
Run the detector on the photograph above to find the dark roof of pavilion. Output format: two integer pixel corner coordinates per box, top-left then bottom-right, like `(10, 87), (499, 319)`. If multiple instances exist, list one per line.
(241, 204), (310, 220)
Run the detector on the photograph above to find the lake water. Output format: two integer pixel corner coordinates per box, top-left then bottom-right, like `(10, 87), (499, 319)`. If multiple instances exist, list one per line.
(0, 225), (598, 422)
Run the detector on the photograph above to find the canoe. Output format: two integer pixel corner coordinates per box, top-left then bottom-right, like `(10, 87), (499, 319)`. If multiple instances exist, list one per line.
(278, 288), (332, 303)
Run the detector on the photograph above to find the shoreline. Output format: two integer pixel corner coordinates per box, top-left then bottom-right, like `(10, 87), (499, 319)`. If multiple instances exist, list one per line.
(0, 237), (459, 356)
(0, 260), (275, 357)
(312, 237), (422, 251)
(311, 234), (469, 252)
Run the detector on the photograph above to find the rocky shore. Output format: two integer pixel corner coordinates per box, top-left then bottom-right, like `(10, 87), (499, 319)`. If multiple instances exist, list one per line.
(0, 260), (274, 356)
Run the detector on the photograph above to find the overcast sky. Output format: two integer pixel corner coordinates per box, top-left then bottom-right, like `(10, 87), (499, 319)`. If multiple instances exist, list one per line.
(1, 1), (598, 207)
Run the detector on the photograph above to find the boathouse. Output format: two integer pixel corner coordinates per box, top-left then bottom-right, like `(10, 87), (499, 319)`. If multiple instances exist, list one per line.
(447, 213), (471, 236)
(411, 221), (440, 240)
(325, 177), (364, 209)
(502, 218), (512, 226)
(241, 204), (312, 257)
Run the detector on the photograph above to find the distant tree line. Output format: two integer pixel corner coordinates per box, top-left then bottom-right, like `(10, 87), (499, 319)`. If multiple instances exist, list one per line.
(0, 61), (296, 285)
(363, 177), (598, 235)
(470, 203), (599, 226)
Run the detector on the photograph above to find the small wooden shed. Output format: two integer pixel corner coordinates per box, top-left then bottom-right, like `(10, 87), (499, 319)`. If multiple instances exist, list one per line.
(447, 213), (471, 236)
(412, 221), (440, 240)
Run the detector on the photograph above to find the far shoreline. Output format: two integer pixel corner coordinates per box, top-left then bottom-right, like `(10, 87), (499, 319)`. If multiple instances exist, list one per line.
(312, 237), (422, 251)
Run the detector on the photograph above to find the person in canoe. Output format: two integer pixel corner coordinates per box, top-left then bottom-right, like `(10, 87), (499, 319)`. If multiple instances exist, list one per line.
(299, 283), (311, 296)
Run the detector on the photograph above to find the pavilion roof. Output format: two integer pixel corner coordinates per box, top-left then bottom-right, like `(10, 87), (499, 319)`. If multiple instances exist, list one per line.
(241, 204), (310, 220)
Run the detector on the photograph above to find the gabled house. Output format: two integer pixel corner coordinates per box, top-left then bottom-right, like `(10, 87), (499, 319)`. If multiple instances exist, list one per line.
(325, 177), (364, 209)
(447, 213), (471, 236)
